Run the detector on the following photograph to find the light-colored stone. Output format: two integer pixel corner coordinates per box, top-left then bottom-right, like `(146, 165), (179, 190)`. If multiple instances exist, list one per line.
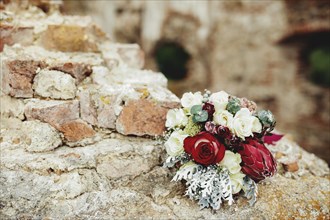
(101, 42), (145, 69)
(33, 69), (77, 99)
(77, 85), (118, 129)
(1, 44), (104, 68)
(91, 65), (168, 88)
(22, 120), (62, 152)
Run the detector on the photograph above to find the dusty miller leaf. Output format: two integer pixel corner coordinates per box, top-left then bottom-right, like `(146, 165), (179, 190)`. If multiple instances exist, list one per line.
(242, 176), (258, 206)
(172, 162), (201, 181)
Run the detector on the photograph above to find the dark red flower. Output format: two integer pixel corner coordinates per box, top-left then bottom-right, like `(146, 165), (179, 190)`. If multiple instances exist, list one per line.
(184, 131), (225, 166)
(215, 125), (231, 139)
(237, 138), (277, 182)
(202, 102), (215, 121)
(263, 133), (283, 145)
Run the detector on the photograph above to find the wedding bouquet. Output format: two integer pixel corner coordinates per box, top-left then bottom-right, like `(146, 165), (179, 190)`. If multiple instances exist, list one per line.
(163, 90), (278, 210)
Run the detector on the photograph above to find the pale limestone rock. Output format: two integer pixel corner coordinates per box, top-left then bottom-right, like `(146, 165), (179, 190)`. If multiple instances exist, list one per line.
(0, 117), (23, 130)
(77, 85), (117, 129)
(33, 70), (77, 99)
(2, 45), (104, 67)
(0, 94), (25, 119)
(22, 120), (62, 152)
(100, 42), (145, 69)
(91, 65), (168, 88)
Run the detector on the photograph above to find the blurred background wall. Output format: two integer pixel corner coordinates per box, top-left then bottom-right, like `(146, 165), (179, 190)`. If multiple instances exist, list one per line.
(61, 0), (330, 164)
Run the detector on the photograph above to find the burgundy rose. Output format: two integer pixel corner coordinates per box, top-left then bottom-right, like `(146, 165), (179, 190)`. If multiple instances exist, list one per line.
(202, 102), (215, 121)
(215, 125), (231, 139)
(184, 131), (225, 166)
(237, 138), (277, 182)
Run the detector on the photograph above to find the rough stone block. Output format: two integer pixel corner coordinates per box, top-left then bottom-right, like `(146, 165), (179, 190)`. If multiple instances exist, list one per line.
(0, 25), (34, 51)
(115, 86), (180, 136)
(115, 43), (145, 69)
(33, 69), (77, 100)
(24, 99), (95, 141)
(39, 25), (99, 52)
(1, 59), (47, 98)
(24, 99), (80, 128)
(0, 94), (25, 120)
(56, 119), (96, 142)
(100, 43), (145, 69)
(78, 84), (179, 135)
(92, 66), (168, 88)
(116, 99), (171, 136)
(22, 120), (62, 152)
(49, 62), (92, 83)
(77, 85), (118, 129)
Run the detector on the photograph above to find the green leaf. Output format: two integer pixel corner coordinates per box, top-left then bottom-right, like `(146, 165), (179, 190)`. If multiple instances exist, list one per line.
(191, 105), (202, 115)
(257, 110), (276, 130)
(193, 110), (208, 123)
(226, 97), (241, 115)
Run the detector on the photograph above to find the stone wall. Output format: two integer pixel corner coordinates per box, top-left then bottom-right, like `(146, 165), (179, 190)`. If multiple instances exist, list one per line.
(0, 1), (329, 219)
(62, 0), (330, 164)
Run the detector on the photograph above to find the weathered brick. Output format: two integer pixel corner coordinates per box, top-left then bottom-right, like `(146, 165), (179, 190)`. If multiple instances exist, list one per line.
(1, 59), (47, 98)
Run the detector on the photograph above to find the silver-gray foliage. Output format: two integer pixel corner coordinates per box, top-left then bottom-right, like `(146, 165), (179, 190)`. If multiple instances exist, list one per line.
(173, 164), (234, 210)
(242, 176), (258, 206)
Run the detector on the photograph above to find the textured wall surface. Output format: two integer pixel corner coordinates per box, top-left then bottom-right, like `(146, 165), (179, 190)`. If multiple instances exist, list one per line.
(0, 1), (329, 219)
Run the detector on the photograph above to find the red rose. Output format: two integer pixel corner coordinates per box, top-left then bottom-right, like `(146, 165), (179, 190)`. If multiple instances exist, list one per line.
(237, 138), (277, 182)
(184, 131), (225, 166)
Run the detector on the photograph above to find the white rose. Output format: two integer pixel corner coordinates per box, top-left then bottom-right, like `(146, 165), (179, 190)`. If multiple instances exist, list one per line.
(165, 109), (188, 128)
(209, 91), (229, 112)
(251, 116), (262, 133)
(232, 108), (254, 140)
(180, 92), (203, 111)
(219, 150), (242, 174)
(213, 110), (234, 128)
(165, 131), (188, 156)
(230, 172), (245, 194)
